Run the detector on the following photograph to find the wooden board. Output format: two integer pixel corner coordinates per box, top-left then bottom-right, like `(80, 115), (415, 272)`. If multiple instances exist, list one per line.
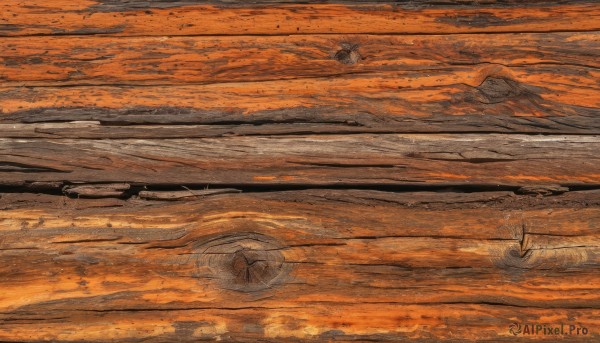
(0, 134), (599, 186)
(2, 32), (598, 86)
(1, 1), (599, 36)
(0, 190), (599, 341)
(1, 0), (599, 341)
(2, 67), (598, 133)
(2, 32), (597, 133)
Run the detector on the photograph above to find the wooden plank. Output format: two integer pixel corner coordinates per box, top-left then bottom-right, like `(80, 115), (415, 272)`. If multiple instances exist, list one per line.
(0, 190), (598, 341)
(2, 65), (598, 133)
(1, 1), (599, 36)
(3, 32), (596, 133)
(0, 306), (597, 341)
(0, 134), (598, 186)
(1, 32), (598, 86)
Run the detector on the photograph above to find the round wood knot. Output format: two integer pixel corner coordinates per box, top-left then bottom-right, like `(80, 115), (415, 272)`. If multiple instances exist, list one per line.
(475, 77), (523, 103)
(334, 43), (361, 65)
(195, 232), (290, 292)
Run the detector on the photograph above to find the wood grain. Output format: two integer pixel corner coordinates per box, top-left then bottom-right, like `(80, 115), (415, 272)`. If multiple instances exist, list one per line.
(1, 30), (597, 134)
(1, 1), (599, 36)
(2, 65), (598, 133)
(0, 134), (598, 186)
(1, 32), (598, 86)
(0, 190), (598, 341)
(2, 0), (599, 341)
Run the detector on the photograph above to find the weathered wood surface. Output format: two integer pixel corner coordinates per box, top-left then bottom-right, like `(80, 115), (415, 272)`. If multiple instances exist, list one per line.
(2, 65), (598, 133)
(0, 134), (598, 186)
(2, 32), (597, 133)
(1, 1), (599, 36)
(1, 0), (599, 341)
(2, 32), (598, 86)
(0, 190), (599, 341)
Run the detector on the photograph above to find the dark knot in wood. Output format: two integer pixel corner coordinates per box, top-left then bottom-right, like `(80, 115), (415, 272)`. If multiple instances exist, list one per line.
(195, 232), (290, 292)
(492, 243), (590, 273)
(475, 77), (523, 104)
(334, 43), (361, 65)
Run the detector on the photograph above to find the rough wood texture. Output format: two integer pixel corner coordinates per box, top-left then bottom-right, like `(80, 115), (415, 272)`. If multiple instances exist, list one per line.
(2, 31), (597, 133)
(2, 32), (598, 133)
(1, 1), (599, 36)
(2, 32), (598, 86)
(2, 65), (598, 133)
(1, 0), (599, 341)
(0, 190), (599, 341)
(0, 135), (598, 186)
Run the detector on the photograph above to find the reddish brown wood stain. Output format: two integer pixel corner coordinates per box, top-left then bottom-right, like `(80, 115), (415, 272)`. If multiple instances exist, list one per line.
(0, 1), (599, 342)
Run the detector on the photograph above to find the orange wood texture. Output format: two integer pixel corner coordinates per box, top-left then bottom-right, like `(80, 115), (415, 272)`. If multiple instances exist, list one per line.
(0, 191), (599, 341)
(0, 0), (599, 342)
(1, 33), (598, 86)
(1, 1), (599, 36)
